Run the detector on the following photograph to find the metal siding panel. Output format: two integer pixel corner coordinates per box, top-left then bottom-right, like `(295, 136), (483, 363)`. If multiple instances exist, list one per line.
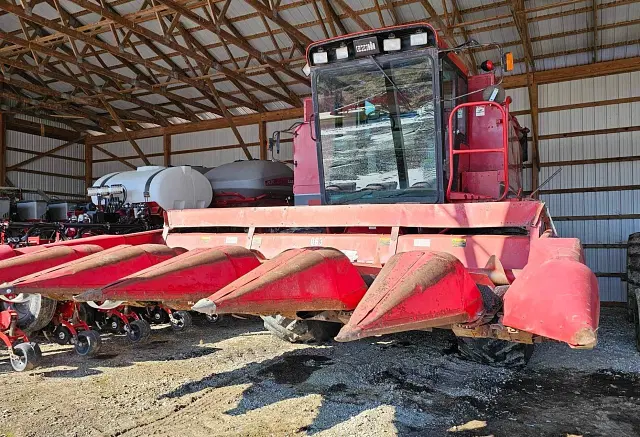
(6, 130), (85, 196)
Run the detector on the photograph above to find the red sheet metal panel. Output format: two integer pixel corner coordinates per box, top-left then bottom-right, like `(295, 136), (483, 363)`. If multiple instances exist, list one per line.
(166, 201), (544, 230)
(76, 246), (260, 307)
(42, 229), (164, 250)
(200, 248), (368, 315)
(1, 244), (183, 299)
(165, 233), (531, 270)
(0, 245), (18, 261)
(503, 238), (599, 348)
(0, 245), (104, 285)
(336, 250), (483, 341)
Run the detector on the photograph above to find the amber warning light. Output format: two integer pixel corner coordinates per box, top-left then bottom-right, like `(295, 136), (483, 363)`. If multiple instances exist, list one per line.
(504, 52), (514, 71)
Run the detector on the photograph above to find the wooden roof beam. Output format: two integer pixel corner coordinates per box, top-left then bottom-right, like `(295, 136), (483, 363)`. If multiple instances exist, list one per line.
(0, 54), (186, 123)
(333, 0), (372, 31)
(93, 144), (137, 169)
(175, 21), (267, 112)
(100, 97), (151, 166)
(242, 0), (311, 54)
(66, 0), (264, 114)
(450, 0), (478, 74)
(0, 29), (209, 123)
(0, 89), (113, 131)
(156, 0), (305, 104)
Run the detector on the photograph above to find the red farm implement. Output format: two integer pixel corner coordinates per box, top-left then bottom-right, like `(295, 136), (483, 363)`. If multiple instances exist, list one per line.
(0, 24), (599, 367)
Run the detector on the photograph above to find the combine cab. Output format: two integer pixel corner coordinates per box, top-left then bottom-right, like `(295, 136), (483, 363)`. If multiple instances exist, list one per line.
(0, 23), (599, 367)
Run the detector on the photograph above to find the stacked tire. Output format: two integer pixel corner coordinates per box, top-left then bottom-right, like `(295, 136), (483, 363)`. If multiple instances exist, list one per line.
(627, 232), (640, 351)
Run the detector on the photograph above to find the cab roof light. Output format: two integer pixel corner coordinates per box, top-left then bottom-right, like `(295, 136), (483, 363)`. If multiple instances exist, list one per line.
(335, 44), (349, 60)
(383, 34), (401, 52)
(312, 49), (328, 65)
(410, 31), (429, 46)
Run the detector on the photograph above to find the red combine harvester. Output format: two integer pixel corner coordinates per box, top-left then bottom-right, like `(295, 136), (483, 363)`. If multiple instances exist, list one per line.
(0, 24), (598, 368)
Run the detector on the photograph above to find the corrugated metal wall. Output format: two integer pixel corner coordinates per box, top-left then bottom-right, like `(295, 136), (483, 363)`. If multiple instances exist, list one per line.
(538, 71), (640, 302)
(6, 130), (85, 200)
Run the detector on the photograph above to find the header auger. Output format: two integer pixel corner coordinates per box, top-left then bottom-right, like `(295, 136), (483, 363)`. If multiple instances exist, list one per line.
(0, 23), (599, 369)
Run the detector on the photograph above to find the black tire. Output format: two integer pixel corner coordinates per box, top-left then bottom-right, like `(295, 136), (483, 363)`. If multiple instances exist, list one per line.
(10, 342), (39, 372)
(457, 337), (534, 368)
(150, 306), (169, 324)
(627, 233), (640, 322)
(170, 311), (192, 332)
(78, 303), (96, 326)
(108, 315), (125, 334)
(92, 311), (108, 332)
(53, 325), (72, 345)
(10, 294), (56, 334)
(126, 319), (151, 343)
(262, 315), (341, 344)
(30, 342), (43, 362)
(75, 330), (102, 357)
(205, 313), (223, 324)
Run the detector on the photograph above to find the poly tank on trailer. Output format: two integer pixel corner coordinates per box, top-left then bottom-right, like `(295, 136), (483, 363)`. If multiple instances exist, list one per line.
(205, 160), (293, 199)
(91, 166), (213, 211)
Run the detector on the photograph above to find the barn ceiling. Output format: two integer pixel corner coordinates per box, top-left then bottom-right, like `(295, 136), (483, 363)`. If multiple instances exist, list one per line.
(0, 0), (637, 136)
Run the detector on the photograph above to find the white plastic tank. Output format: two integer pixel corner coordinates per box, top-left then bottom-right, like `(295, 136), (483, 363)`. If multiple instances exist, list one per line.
(91, 166), (213, 211)
(205, 160), (293, 198)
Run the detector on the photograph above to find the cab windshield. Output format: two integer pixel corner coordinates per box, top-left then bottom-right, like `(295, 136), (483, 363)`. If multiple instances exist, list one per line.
(314, 54), (438, 204)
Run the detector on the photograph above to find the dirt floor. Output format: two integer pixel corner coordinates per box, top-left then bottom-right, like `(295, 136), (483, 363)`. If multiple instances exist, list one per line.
(1, 307), (639, 437)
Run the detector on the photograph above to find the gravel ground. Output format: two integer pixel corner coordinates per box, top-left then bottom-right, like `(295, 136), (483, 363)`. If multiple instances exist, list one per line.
(0, 307), (638, 437)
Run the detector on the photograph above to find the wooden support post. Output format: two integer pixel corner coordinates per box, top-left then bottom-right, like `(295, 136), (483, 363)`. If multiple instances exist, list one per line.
(259, 121), (267, 160)
(527, 75), (540, 195)
(163, 134), (171, 166)
(84, 139), (92, 195)
(0, 112), (5, 185)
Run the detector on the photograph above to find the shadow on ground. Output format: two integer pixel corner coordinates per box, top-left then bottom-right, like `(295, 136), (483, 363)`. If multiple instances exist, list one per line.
(157, 309), (640, 437)
(0, 315), (256, 376)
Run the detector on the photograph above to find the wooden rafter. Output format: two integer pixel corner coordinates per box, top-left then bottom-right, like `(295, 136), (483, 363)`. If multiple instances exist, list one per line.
(333, 0), (372, 31)
(242, 0), (311, 54)
(99, 97), (151, 165)
(92, 144), (137, 170)
(156, 0), (307, 104)
(204, 80), (253, 159)
(450, 0), (478, 74)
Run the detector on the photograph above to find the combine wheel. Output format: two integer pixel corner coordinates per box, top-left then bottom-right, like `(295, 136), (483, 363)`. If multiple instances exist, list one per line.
(126, 320), (151, 344)
(10, 294), (56, 334)
(170, 311), (192, 332)
(53, 326), (72, 345)
(627, 233), (640, 322)
(10, 342), (39, 372)
(75, 330), (102, 357)
(456, 337), (534, 368)
(262, 315), (341, 344)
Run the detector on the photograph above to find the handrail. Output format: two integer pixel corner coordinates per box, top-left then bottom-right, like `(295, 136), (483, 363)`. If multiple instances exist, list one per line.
(446, 100), (510, 202)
